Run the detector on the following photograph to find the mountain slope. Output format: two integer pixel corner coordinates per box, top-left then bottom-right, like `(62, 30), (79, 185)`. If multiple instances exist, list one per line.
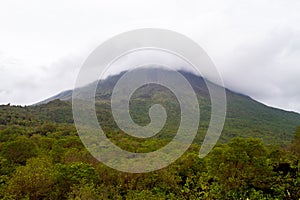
(32, 69), (300, 145)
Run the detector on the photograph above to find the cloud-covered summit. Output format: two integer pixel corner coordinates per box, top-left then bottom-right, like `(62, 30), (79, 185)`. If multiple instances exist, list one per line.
(0, 0), (299, 113)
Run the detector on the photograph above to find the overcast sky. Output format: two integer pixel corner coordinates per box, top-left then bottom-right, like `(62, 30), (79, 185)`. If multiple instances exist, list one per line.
(0, 0), (300, 113)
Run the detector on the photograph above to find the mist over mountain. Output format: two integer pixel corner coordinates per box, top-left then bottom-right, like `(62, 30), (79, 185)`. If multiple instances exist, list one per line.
(34, 68), (300, 145)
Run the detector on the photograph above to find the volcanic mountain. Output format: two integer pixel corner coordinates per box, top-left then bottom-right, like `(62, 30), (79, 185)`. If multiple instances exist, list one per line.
(33, 68), (300, 145)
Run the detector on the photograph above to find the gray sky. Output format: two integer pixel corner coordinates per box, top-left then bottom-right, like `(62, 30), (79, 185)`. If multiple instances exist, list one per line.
(0, 0), (300, 113)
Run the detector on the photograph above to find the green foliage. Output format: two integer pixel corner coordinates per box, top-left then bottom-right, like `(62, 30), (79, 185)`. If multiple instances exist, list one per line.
(67, 182), (102, 200)
(207, 138), (273, 198)
(1, 137), (37, 164)
(0, 105), (35, 126)
(30, 100), (73, 123)
(0, 102), (299, 199)
(52, 162), (99, 199)
(289, 126), (300, 158)
(7, 156), (54, 200)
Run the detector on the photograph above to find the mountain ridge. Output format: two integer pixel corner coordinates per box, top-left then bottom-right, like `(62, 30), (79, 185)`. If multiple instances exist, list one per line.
(31, 68), (300, 145)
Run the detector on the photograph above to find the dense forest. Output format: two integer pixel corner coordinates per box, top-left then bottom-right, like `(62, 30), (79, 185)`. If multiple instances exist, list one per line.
(0, 103), (299, 199)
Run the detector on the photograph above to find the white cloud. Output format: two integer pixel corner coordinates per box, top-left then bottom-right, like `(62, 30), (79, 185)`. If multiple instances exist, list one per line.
(0, 0), (299, 113)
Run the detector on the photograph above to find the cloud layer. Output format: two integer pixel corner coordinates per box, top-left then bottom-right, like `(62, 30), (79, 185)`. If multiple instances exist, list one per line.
(0, 0), (299, 113)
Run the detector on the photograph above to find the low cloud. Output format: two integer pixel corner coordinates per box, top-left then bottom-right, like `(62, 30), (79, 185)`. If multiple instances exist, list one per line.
(0, 0), (299, 113)
(219, 28), (300, 113)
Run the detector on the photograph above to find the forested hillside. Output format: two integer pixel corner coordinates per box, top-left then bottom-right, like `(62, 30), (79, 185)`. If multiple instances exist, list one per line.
(0, 69), (300, 199)
(36, 69), (300, 145)
(0, 103), (299, 199)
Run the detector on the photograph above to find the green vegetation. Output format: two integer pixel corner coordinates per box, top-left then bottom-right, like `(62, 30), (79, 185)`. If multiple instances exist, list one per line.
(0, 103), (299, 199)
(35, 70), (300, 146)
(1, 70), (300, 199)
